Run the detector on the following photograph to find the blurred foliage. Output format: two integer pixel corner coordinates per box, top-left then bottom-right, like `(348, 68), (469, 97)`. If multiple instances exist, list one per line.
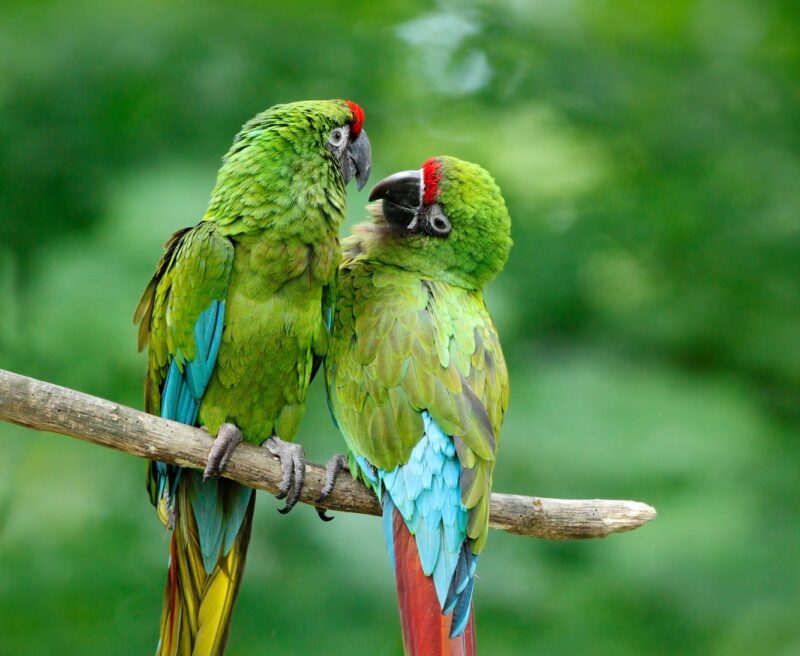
(1, 0), (799, 654)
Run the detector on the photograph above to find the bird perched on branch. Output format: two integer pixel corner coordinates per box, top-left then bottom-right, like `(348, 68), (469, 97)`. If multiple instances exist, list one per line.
(134, 99), (371, 655)
(322, 156), (511, 655)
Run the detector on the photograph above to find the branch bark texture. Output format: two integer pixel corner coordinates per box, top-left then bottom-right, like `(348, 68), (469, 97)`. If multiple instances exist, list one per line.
(0, 368), (656, 540)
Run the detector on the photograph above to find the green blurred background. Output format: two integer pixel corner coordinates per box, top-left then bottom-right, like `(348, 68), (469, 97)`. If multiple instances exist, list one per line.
(1, 1), (798, 653)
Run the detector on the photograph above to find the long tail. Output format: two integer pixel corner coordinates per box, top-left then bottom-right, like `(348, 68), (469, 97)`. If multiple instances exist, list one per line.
(156, 476), (255, 656)
(391, 507), (477, 656)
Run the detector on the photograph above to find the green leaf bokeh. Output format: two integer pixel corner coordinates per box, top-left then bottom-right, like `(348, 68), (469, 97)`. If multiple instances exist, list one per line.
(1, 1), (799, 653)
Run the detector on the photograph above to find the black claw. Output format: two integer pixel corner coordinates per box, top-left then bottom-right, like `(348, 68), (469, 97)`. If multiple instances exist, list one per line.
(275, 490), (288, 500)
(280, 500), (296, 514)
(283, 487), (302, 513)
(316, 507), (334, 522)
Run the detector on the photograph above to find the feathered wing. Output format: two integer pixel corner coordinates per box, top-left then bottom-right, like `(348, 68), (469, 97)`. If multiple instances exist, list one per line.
(135, 221), (253, 656)
(310, 281), (336, 385)
(327, 260), (509, 645)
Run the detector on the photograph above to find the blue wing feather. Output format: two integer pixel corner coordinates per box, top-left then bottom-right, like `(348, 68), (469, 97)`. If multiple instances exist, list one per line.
(450, 573), (475, 637)
(157, 300), (253, 574)
(161, 360), (182, 421)
(367, 411), (477, 638)
(382, 492), (396, 571)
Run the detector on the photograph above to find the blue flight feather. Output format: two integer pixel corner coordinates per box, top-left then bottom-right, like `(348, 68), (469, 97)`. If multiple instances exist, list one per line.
(156, 300), (255, 575)
(176, 385), (194, 425)
(222, 485), (253, 556)
(365, 411), (475, 636)
(416, 522), (440, 576)
(188, 471), (225, 574)
(357, 455), (378, 484)
(382, 492), (396, 570)
(443, 544), (478, 629)
(450, 575), (475, 638)
(161, 360), (182, 420)
(443, 548), (467, 614)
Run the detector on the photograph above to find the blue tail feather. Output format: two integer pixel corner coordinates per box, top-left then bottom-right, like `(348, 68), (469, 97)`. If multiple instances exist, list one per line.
(382, 492), (396, 570)
(222, 484), (254, 555)
(188, 471), (225, 574)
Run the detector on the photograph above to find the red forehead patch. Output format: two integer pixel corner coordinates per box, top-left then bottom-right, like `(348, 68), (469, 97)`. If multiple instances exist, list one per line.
(345, 100), (364, 136)
(422, 158), (442, 205)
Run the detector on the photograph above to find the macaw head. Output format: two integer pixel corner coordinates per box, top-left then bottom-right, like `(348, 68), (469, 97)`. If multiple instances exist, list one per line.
(365, 156), (511, 289)
(321, 99), (371, 190)
(221, 98), (371, 190)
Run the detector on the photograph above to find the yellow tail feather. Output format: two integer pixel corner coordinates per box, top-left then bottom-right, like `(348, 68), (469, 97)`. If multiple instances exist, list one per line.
(156, 482), (255, 656)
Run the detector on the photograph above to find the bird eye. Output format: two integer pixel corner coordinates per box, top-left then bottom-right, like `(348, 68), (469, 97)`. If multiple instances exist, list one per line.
(429, 208), (451, 236)
(328, 127), (345, 147)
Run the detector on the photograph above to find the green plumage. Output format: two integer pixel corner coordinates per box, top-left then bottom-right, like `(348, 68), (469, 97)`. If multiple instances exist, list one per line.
(138, 100), (352, 443)
(326, 156), (512, 554)
(134, 99), (361, 655)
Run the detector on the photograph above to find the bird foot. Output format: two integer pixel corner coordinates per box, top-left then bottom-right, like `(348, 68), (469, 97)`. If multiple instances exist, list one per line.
(203, 423), (243, 481)
(314, 453), (349, 522)
(262, 436), (305, 514)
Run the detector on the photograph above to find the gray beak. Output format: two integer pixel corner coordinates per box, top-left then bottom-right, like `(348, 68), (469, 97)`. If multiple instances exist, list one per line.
(343, 130), (372, 190)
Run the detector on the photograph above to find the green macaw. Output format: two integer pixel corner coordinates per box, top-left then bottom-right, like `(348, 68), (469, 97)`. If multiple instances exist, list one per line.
(134, 99), (371, 656)
(323, 156), (511, 655)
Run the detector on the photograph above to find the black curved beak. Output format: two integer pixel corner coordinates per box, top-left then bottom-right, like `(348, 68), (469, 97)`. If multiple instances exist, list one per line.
(368, 170), (422, 228)
(343, 130), (372, 190)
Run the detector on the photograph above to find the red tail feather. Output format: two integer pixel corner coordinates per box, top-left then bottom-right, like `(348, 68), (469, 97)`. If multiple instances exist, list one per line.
(392, 508), (476, 656)
(166, 532), (178, 647)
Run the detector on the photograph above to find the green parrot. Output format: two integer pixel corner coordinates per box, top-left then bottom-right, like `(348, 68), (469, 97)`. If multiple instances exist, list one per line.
(134, 99), (371, 655)
(322, 156), (511, 655)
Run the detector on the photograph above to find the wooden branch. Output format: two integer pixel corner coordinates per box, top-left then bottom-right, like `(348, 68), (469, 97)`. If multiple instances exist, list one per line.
(0, 368), (656, 540)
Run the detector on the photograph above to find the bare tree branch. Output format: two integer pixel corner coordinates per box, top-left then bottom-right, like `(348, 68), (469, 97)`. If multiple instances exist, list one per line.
(0, 368), (656, 539)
